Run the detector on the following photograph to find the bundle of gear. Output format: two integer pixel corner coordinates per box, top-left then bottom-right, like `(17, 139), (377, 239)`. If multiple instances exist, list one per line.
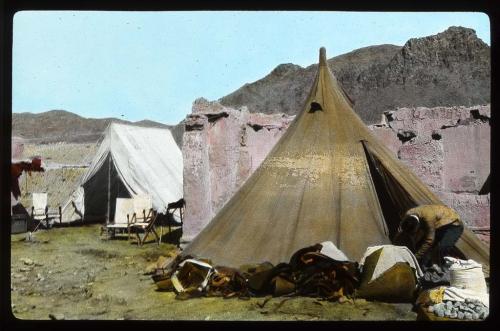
(151, 242), (489, 321)
(152, 243), (360, 301)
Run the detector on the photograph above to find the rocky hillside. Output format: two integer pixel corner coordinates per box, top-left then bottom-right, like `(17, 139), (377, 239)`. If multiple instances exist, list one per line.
(219, 26), (490, 123)
(12, 110), (184, 147)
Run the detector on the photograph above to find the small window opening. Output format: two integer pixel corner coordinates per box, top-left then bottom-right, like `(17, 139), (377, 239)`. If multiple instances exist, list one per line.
(309, 102), (323, 113)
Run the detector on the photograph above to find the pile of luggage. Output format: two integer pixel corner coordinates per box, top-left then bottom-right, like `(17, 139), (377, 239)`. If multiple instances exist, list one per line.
(153, 242), (360, 301)
(151, 242), (489, 321)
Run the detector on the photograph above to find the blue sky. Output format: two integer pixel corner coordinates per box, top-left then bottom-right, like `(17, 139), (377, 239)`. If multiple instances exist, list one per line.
(12, 11), (490, 125)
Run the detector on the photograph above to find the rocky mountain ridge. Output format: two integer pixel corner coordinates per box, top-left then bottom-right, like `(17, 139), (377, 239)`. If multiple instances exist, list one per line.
(12, 110), (184, 147)
(219, 26), (490, 123)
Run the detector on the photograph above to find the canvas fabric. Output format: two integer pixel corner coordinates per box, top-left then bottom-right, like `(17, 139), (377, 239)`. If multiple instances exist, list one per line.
(182, 48), (489, 273)
(32, 193), (47, 212)
(319, 241), (350, 261)
(113, 198), (134, 225)
(358, 245), (424, 282)
(61, 123), (183, 222)
(132, 194), (153, 217)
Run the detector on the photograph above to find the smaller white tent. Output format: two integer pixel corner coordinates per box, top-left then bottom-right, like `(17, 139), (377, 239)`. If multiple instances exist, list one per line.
(62, 123), (183, 223)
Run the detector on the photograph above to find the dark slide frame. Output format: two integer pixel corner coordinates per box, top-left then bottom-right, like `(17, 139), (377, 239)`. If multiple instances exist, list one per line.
(1, 1), (497, 330)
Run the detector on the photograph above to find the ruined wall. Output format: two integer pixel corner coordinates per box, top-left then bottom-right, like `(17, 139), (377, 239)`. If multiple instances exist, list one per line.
(182, 101), (490, 245)
(370, 105), (490, 243)
(181, 98), (293, 243)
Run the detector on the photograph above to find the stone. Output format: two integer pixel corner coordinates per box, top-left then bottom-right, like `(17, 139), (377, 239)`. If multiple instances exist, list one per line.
(49, 313), (65, 320)
(20, 258), (34, 266)
(338, 296), (351, 304)
(116, 298), (127, 305)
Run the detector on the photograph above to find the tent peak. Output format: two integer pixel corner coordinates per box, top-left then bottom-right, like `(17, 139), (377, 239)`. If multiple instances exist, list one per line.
(319, 47), (327, 66)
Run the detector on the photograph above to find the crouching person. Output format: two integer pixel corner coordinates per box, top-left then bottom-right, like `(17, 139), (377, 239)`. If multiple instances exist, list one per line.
(397, 204), (464, 268)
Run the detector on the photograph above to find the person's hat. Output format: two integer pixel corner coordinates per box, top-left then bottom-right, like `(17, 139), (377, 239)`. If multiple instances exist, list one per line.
(407, 214), (419, 224)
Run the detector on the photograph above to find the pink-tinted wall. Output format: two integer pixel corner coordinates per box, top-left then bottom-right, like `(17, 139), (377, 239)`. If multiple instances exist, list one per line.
(370, 105), (490, 244)
(182, 101), (490, 245)
(181, 99), (293, 244)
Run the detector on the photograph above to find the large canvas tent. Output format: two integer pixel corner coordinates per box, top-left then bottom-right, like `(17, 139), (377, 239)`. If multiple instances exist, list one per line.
(62, 123), (183, 223)
(183, 48), (489, 273)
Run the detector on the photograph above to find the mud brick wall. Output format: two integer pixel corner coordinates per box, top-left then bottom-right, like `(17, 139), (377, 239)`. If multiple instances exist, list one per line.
(370, 105), (490, 244)
(181, 98), (293, 243)
(182, 100), (490, 245)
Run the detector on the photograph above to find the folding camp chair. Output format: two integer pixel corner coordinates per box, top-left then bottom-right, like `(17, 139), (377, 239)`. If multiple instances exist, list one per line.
(100, 198), (134, 240)
(31, 193), (49, 232)
(129, 195), (160, 246)
(166, 198), (185, 234)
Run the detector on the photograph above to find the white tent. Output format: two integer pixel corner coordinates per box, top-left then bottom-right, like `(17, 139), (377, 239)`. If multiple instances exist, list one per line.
(62, 123), (183, 223)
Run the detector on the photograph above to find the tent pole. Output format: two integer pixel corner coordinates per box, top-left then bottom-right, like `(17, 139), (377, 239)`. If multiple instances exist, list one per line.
(106, 154), (111, 225)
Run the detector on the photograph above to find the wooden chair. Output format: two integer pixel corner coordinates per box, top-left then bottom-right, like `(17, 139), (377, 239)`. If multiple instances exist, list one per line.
(101, 198), (134, 240)
(166, 198), (185, 233)
(129, 195), (160, 246)
(31, 193), (49, 232)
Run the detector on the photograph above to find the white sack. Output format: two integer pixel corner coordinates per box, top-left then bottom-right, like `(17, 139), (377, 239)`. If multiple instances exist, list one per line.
(443, 257), (489, 307)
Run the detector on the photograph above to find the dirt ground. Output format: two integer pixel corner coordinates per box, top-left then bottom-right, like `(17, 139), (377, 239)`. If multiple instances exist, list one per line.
(10, 224), (417, 321)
